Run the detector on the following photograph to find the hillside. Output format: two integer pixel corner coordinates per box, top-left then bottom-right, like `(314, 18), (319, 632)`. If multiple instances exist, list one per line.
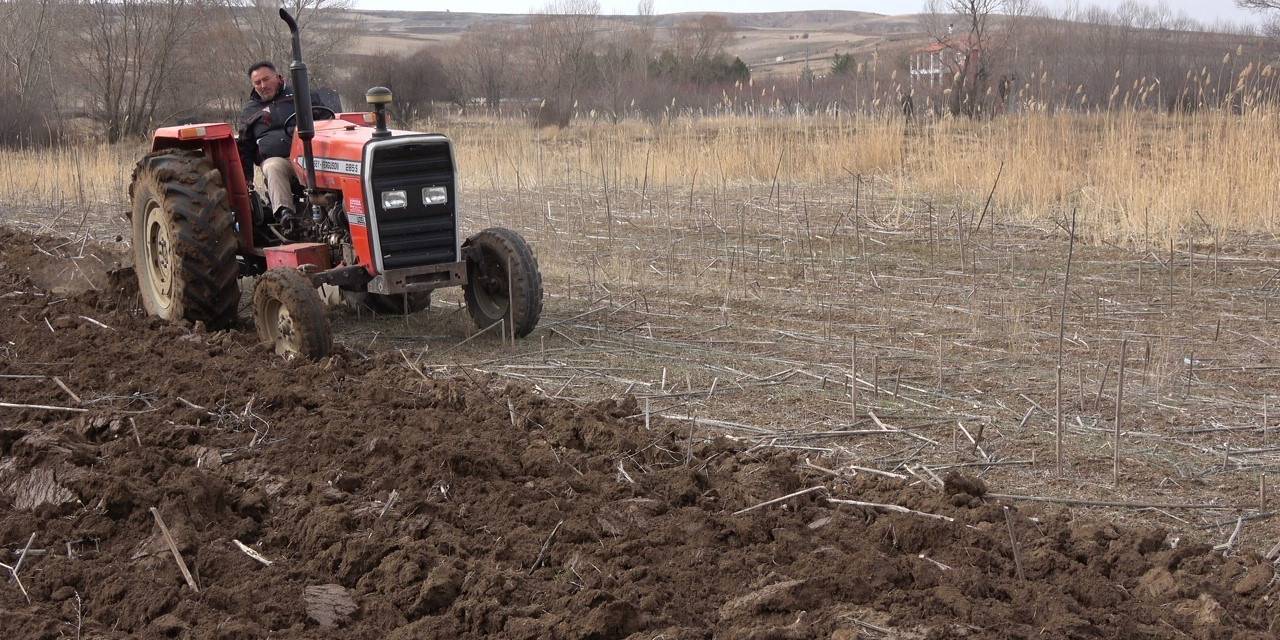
(342, 9), (932, 77)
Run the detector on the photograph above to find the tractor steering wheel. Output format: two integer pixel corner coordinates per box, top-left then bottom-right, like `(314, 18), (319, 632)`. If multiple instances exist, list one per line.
(283, 106), (338, 137)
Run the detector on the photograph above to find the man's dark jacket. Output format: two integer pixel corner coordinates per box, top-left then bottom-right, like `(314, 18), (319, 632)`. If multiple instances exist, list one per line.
(236, 85), (329, 184)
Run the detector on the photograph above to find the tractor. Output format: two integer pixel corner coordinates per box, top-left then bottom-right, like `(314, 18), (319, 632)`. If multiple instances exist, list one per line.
(128, 9), (542, 359)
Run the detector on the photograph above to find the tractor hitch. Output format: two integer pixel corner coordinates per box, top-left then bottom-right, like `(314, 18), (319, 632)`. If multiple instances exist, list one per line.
(308, 265), (372, 290)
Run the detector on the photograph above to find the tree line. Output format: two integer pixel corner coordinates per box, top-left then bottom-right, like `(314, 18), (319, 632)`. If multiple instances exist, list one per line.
(0, 0), (354, 146)
(338, 4), (751, 127)
(2, 0), (1278, 147)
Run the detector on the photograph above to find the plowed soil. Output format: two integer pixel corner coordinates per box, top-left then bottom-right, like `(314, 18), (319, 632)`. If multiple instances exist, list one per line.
(1, 226), (1277, 639)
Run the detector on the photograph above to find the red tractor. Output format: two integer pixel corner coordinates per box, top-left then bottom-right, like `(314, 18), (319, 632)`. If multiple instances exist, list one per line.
(128, 9), (542, 359)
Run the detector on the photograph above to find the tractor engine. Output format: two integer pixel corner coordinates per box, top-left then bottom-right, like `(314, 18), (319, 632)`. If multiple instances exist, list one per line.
(273, 122), (467, 298)
(362, 136), (459, 272)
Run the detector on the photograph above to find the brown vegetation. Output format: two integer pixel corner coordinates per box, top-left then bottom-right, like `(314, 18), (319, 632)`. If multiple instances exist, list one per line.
(6, 0), (1274, 145)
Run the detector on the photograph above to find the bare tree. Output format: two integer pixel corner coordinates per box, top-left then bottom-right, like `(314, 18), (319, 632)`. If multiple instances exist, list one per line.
(594, 2), (656, 122)
(74, 0), (230, 142)
(0, 0), (63, 144)
(1238, 0), (1280, 40)
(0, 0), (57, 110)
(674, 14), (733, 66)
(453, 23), (522, 111)
(529, 0), (600, 126)
(229, 0), (357, 90)
(922, 0), (1006, 116)
(340, 49), (453, 122)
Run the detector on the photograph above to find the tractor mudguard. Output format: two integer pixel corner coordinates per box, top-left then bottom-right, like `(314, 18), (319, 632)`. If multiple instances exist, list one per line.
(150, 123), (255, 251)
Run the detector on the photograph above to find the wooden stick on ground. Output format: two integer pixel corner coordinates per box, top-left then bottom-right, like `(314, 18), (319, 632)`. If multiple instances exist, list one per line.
(1055, 208), (1077, 476)
(528, 519), (564, 574)
(827, 498), (955, 522)
(733, 486), (826, 516)
(1214, 517), (1245, 553)
(12, 532), (36, 576)
(0, 560), (29, 603)
(989, 493), (1244, 511)
(973, 161), (1005, 233)
(437, 318), (505, 357)
(1003, 507), (1026, 582)
(937, 335), (944, 390)
(872, 354), (880, 403)
(1114, 338), (1128, 487)
(1016, 406), (1034, 431)
(846, 464), (910, 480)
(176, 397), (207, 411)
(803, 460), (908, 481)
(150, 507), (199, 592)
(77, 315), (112, 331)
(231, 539), (274, 567)
(52, 377), (82, 404)
(0, 533), (37, 601)
(0, 401), (88, 413)
(957, 421), (988, 460)
(1265, 536), (1280, 561)
(850, 337), (858, 420)
(379, 490), (399, 518)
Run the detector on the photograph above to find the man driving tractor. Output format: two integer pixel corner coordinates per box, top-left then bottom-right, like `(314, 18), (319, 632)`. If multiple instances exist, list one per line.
(237, 61), (330, 232)
(130, 7), (544, 360)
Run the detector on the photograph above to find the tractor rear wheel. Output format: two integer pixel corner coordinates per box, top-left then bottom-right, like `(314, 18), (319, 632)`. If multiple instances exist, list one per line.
(253, 268), (332, 360)
(462, 228), (543, 338)
(341, 290), (432, 315)
(128, 149), (240, 328)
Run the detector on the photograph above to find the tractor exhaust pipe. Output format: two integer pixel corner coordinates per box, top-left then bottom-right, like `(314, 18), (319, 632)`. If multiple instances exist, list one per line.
(279, 9), (323, 224)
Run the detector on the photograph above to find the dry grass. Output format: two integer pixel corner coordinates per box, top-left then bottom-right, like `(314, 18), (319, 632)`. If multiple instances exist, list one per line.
(0, 143), (136, 214)
(334, 169), (1280, 554)
(440, 109), (1280, 243)
(3, 109), (1278, 244)
(3, 106), (1280, 553)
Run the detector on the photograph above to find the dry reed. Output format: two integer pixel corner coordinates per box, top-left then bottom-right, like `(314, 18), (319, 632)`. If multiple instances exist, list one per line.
(2, 107), (1276, 244)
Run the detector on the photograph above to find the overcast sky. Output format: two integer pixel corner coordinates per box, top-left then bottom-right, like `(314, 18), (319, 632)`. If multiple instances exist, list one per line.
(354, 1), (1263, 26)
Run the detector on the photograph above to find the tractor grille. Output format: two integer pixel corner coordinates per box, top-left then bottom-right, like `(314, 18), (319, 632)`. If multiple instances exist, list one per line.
(367, 138), (457, 270)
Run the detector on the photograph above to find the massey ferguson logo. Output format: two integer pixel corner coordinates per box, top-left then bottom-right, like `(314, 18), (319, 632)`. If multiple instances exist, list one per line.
(296, 156), (361, 175)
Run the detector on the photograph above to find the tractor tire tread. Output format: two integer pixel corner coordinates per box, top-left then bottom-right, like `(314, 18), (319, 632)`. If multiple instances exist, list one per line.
(129, 149), (240, 329)
(253, 268), (332, 360)
(463, 227), (543, 338)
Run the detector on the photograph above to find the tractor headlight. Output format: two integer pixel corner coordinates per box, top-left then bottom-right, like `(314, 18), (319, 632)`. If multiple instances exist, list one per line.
(423, 186), (448, 206)
(381, 190), (407, 210)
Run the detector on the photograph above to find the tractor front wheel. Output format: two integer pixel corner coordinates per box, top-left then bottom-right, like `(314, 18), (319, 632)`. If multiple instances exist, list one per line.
(462, 228), (543, 338)
(128, 149), (240, 328)
(253, 269), (332, 360)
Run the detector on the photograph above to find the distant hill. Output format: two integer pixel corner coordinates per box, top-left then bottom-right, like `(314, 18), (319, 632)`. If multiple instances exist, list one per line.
(337, 9), (1262, 79)
(340, 9), (933, 77)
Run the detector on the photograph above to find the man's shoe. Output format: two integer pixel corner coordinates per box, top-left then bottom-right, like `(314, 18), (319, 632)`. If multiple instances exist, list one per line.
(275, 206), (303, 240)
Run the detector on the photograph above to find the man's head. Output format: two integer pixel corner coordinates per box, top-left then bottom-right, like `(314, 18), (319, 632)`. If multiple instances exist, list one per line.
(248, 61), (285, 101)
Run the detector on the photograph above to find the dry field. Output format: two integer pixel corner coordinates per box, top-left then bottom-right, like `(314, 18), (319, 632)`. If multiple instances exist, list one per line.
(3, 111), (1280, 557)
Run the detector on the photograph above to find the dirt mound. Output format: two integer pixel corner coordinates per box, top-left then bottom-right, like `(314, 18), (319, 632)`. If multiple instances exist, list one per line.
(1, 227), (1277, 639)
(0, 229), (132, 297)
